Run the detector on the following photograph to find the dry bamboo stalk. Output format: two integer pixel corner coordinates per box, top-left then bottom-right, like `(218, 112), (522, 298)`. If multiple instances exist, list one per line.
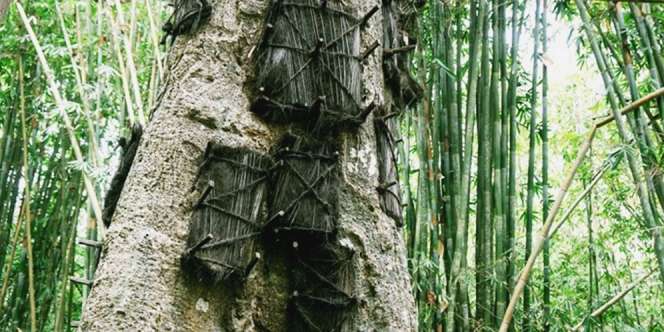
(571, 269), (655, 331)
(15, 2), (104, 234)
(105, 8), (137, 125)
(54, 0), (101, 168)
(144, 0), (164, 79)
(18, 57), (37, 332)
(596, 86), (664, 128)
(112, 0), (146, 125)
(549, 162), (610, 238)
(499, 126), (597, 332)
(499, 83), (664, 331)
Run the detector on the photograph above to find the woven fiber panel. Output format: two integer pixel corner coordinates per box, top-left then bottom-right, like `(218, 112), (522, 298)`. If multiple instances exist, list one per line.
(266, 133), (339, 243)
(182, 143), (272, 283)
(289, 243), (355, 331)
(252, 0), (376, 129)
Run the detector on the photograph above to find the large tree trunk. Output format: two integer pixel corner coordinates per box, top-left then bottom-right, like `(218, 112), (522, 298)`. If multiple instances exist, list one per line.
(79, 0), (416, 330)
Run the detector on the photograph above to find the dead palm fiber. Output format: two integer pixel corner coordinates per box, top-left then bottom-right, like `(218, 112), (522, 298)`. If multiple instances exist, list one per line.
(266, 133), (339, 243)
(374, 106), (403, 226)
(289, 242), (355, 332)
(161, 0), (211, 45)
(103, 124), (143, 227)
(182, 143), (272, 283)
(251, 0), (379, 129)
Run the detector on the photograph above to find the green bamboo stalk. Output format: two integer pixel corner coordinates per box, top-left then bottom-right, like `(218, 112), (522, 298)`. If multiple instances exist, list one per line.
(439, 2), (458, 328)
(624, 255), (643, 328)
(507, 5), (526, 321)
(492, 0), (508, 327)
(641, 4), (664, 84)
(524, 1), (542, 329)
(584, 170), (594, 332)
(476, 0), (492, 325)
(444, 0), (461, 279)
(541, 1), (550, 330)
(401, 111), (416, 263)
(0, 88), (18, 272)
(413, 100), (428, 319)
(0, 153), (21, 290)
(18, 56), (37, 332)
(0, 187), (26, 312)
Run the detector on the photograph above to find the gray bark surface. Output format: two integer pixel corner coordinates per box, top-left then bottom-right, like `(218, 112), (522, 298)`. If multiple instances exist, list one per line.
(79, 0), (416, 331)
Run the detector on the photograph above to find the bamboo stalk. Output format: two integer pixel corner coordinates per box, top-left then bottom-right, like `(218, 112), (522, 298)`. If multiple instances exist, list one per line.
(507, 4), (526, 321)
(549, 162), (610, 238)
(641, 4), (664, 84)
(54, 0), (101, 168)
(144, 0), (164, 79)
(475, 0), (493, 325)
(584, 154), (600, 331)
(499, 125), (597, 332)
(0, 79), (18, 270)
(15, 2), (104, 233)
(54, 179), (82, 332)
(595, 87), (664, 128)
(105, 6), (137, 125)
(541, 1), (551, 330)
(0, 187), (26, 312)
(571, 269), (656, 331)
(523, 1), (542, 329)
(112, 0), (146, 125)
(18, 56), (37, 332)
(491, 0), (509, 328)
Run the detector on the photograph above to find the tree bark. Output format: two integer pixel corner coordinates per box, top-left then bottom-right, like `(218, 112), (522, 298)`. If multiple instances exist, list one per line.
(79, 0), (416, 331)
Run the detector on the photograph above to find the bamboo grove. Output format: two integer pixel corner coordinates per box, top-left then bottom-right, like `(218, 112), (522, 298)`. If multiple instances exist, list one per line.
(404, 0), (533, 329)
(403, 0), (664, 331)
(0, 0), (663, 331)
(0, 0), (162, 330)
